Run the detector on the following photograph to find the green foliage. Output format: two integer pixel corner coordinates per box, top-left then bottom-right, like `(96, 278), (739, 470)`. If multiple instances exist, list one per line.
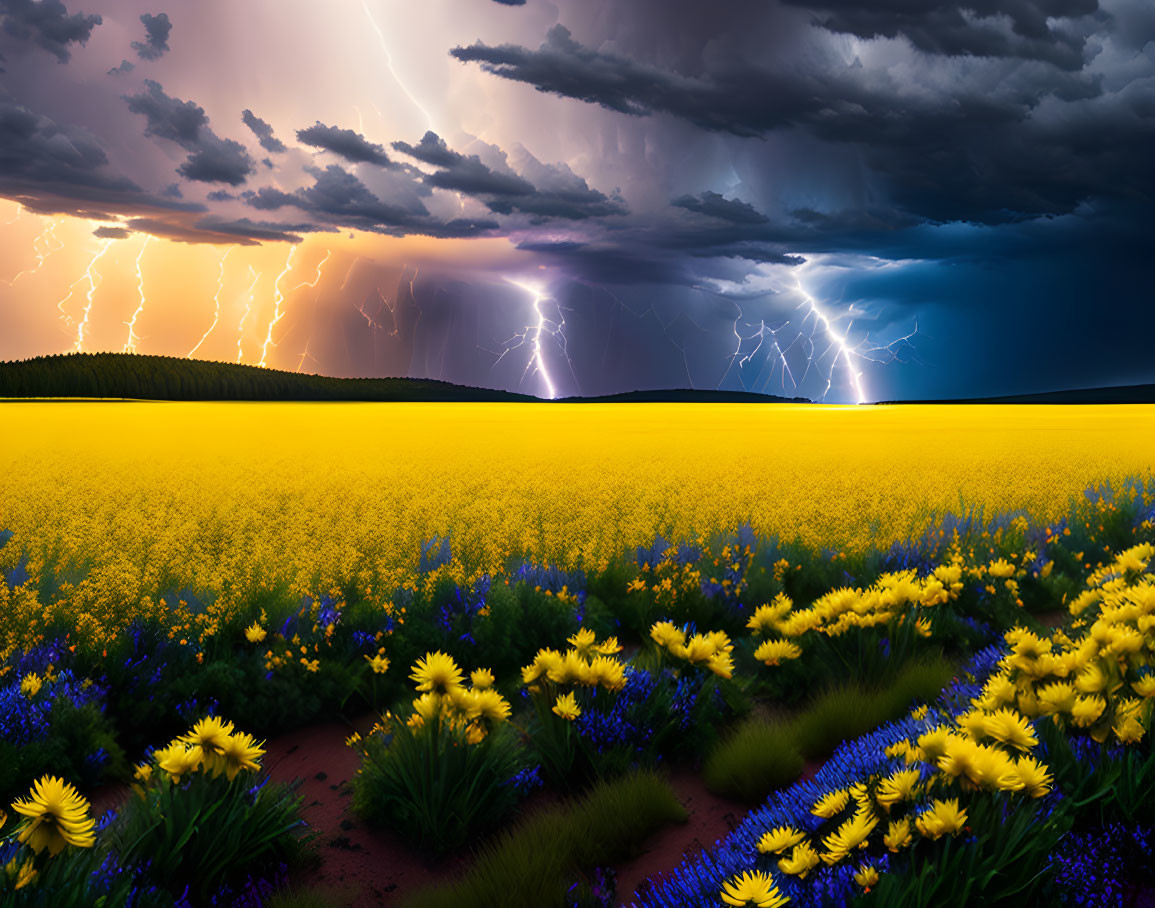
(108, 770), (307, 904)
(403, 770), (687, 908)
(862, 794), (1071, 907)
(472, 581), (580, 681)
(0, 846), (175, 908)
(353, 712), (523, 855)
(704, 657), (954, 801)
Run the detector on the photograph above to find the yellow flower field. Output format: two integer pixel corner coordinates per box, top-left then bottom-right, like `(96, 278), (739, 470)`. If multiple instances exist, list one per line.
(0, 402), (1151, 620)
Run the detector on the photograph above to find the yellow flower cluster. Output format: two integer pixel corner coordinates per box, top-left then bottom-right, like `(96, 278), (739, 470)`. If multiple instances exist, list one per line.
(523, 628), (627, 692)
(979, 542), (1155, 745)
(379, 651), (511, 744)
(140, 716), (265, 786)
(649, 621), (734, 678)
(2, 403), (1150, 658)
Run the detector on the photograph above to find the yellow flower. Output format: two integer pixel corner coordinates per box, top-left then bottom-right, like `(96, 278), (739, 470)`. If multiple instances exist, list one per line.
(589, 655), (626, 690)
(754, 638), (802, 666)
(1036, 682), (1078, 716)
(915, 798), (968, 840)
(1132, 675), (1155, 698)
(1011, 756), (1053, 798)
(410, 651), (464, 694)
(220, 732), (265, 781)
(182, 716), (236, 777)
(854, 864), (880, 890)
(5, 857), (38, 890)
(10, 776), (96, 855)
(982, 708), (1038, 751)
(988, 558), (1016, 579)
(365, 653), (390, 674)
(594, 636), (623, 655)
(19, 673), (43, 698)
(155, 741), (201, 782)
(820, 805), (878, 863)
(568, 627), (598, 657)
(469, 688), (511, 723)
(707, 650), (734, 679)
(719, 870), (788, 907)
(812, 788), (851, 818)
(883, 817), (913, 852)
(916, 726), (951, 761)
(1071, 694), (1107, 728)
(757, 825), (806, 854)
(522, 648), (563, 685)
(650, 620), (685, 650)
(552, 691), (581, 721)
(778, 842), (820, 879)
(244, 622), (266, 643)
(875, 768), (921, 810)
(470, 667), (495, 689)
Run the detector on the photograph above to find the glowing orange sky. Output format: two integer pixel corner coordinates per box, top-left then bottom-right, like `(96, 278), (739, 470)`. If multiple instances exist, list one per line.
(0, 199), (538, 373)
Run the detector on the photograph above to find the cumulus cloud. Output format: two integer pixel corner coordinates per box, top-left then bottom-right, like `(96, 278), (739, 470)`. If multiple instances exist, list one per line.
(131, 11), (170, 61)
(295, 121), (391, 166)
(0, 0), (101, 63)
(124, 80), (255, 185)
(107, 58), (133, 75)
(241, 108), (286, 153)
(393, 130), (627, 220)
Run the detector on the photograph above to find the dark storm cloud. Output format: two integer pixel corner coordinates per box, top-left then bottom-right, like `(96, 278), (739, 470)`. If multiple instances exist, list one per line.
(393, 130), (627, 220)
(452, 21), (1154, 225)
(241, 109), (286, 153)
(205, 189), (234, 201)
(491, 0), (526, 5)
(107, 58), (133, 75)
(124, 80), (255, 185)
(673, 191), (769, 224)
(295, 121), (391, 166)
(782, 0), (1095, 70)
(92, 225), (131, 238)
(132, 12), (170, 61)
(242, 163), (500, 239)
(0, 0), (100, 63)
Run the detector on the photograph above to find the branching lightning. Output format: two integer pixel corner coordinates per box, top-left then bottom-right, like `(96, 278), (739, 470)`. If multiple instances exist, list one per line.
(123, 236), (153, 354)
(258, 246), (297, 368)
(58, 239), (114, 351)
(236, 266), (260, 364)
(187, 246), (234, 358)
(492, 279), (574, 400)
(5, 218), (64, 286)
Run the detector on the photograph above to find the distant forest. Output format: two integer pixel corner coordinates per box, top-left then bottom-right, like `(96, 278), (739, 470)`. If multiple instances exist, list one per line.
(0, 353), (537, 402)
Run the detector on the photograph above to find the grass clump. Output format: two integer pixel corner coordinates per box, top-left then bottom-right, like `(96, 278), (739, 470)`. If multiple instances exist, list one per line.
(404, 770), (687, 908)
(704, 656), (954, 802)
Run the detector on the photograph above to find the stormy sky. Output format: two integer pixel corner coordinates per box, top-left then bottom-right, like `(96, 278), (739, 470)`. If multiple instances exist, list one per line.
(0, 0), (1152, 401)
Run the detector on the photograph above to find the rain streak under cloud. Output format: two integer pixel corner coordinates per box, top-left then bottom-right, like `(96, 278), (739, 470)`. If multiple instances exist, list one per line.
(0, 0), (1152, 401)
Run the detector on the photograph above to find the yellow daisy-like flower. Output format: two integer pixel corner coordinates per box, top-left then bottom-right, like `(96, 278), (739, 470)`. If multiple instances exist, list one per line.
(757, 825), (806, 854)
(155, 741), (202, 782)
(594, 636), (623, 655)
(470, 667), (496, 689)
(982, 708), (1038, 751)
(883, 817), (913, 852)
(1132, 675), (1155, 699)
(552, 691), (581, 721)
(854, 864), (880, 890)
(754, 638), (802, 667)
(522, 648), (563, 685)
(244, 622), (266, 643)
(875, 768), (922, 810)
(589, 655), (626, 690)
(707, 650), (735, 679)
(19, 673), (43, 698)
(915, 798), (968, 840)
(469, 688), (511, 723)
(812, 788), (851, 818)
(650, 620), (685, 650)
(820, 806), (878, 863)
(410, 651), (464, 695)
(182, 716), (236, 777)
(777, 842), (820, 879)
(10, 776), (96, 855)
(365, 653), (390, 674)
(1071, 694), (1107, 728)
(1011, 755), (1053, 798)
(719, 870), (789, 907)
(568, 628), (598, 657)
(220, 732), (265, 781)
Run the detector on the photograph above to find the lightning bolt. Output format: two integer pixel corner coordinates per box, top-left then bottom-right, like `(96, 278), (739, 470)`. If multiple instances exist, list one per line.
(296, 341), (321, 373)
(360, 0), (435, 131)
(188, 246), (234, 358)
(287, 248), (331, 295)
(236, 266), (260, 364)
(122, 235), (153, 354)
(498, 279), (566, 399)
(58, 239), (114, 351)
(3, 205), (22, 226)
(258, 246), (297, 368)
(5, 219), (64, 286)
(792, 276), (867, 404)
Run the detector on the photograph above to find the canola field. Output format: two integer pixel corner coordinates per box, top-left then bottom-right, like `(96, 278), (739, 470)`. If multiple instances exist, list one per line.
(1, 402), (1152, 613)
